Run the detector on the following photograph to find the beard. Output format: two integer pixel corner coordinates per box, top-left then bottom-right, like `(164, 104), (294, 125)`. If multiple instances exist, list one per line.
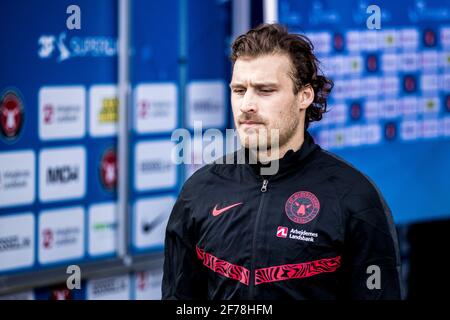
(237, 105), (300, 152)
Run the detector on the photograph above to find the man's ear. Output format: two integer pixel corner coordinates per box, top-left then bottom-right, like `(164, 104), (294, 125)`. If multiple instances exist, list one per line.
(297, 84), (314, 110)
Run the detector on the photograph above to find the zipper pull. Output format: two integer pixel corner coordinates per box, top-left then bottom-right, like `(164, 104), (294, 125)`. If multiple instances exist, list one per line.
(261, 179), (268, 192)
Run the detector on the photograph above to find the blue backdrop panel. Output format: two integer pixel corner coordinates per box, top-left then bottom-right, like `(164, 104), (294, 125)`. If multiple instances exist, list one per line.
(279, 0), (450, 224)
(0, 0), (118, 275)
(129, 0), (181, 255)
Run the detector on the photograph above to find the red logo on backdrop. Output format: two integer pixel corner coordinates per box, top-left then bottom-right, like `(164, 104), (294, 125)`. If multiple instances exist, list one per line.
(100, 148), (117, 191)
(42, 228), (53, 249)
(367, 55), (378, 72)
(385, 122), (397, 140)
(138, 100), (150, 119)
(333, 33), (344, 51)
(423, 29), (436, 47)
(0, 91), (24, 140)
(350, 102), (362, 120)
(43, 104), (54, 124)
(50, 287), (72, 300)
(285, 191), (320, 224)
(137, 272), (148, 291)
(404, 75), (416, 92)
(276, 226), (288, 238)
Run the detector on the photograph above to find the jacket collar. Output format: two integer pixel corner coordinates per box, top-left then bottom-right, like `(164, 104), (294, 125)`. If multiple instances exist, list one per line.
(240, 130), (320, 179)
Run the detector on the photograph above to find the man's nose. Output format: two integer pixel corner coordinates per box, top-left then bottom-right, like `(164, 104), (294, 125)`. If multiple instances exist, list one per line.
(240, 90), (257, 113)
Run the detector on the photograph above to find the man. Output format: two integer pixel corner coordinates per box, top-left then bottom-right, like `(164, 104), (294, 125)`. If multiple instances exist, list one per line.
(162, 24), (403, 300)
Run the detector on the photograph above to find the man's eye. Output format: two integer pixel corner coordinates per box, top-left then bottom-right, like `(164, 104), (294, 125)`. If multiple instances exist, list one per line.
(260, 89), (274, 94)
(233, 89), (245, 94)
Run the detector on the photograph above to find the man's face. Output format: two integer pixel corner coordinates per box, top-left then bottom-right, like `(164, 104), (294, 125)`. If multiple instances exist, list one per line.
(230, 53), (304, 151)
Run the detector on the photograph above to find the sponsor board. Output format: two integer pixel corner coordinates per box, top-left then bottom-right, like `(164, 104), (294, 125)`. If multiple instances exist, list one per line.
(39, 146), (86, 202)
(0, 213), (34, 272)
(134, 196), (175, 249)
(38, 207), (84, 264)
(134, 141), (176, 191)
(89, 85), (118, 137)
(86, 275), (130, 300)
(186, 81), (226, 129)
(135, 83), (177, 133)
(38, 86), (85, 140)
(88, 202), (117, 256)
(134, 269), (163, 300)
(0, 150), (35, 208)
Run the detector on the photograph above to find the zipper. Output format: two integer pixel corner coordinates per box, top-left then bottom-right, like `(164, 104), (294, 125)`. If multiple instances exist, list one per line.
(248, 178), (268, 299)
(261, 179), (268, 192)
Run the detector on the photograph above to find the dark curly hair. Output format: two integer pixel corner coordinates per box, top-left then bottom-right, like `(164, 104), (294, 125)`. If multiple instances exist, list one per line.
(230, 23), (333, 128)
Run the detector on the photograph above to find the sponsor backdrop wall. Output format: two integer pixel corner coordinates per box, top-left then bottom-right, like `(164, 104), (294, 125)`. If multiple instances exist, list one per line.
(0, 0), (231, 299)
(0, 269), (164, 300)
(277, 0), (450, 224)
(0, 0), (119, 279)
(129, 0), (231, 253)
(4, 0), (448, 299)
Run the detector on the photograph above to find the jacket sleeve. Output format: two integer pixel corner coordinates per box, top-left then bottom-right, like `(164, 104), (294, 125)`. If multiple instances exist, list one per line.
(340, 179), (404, 300)
(161, 192), (208, 300)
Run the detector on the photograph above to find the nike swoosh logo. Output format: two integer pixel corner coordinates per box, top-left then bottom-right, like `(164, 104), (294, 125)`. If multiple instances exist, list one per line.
(142, 211), (167, 233)
(212, 202), (243, 217)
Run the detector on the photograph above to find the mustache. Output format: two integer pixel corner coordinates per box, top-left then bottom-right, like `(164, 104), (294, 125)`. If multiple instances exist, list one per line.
(238, 114), (266, 124)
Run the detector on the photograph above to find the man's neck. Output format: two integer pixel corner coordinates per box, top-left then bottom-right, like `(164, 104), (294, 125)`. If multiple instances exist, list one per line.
(251, 130), (305, 163)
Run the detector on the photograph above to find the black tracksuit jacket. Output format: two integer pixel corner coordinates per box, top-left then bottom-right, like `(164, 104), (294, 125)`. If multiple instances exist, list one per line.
(162, 131), (403, 300)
